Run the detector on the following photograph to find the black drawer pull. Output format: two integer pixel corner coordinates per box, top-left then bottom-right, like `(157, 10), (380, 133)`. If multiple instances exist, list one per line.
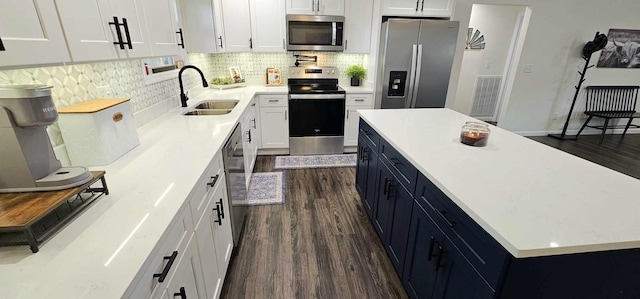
(435, 210), (455, 228)
(0, 36), (5, 51)
(389, 157), (401, 166)
(434, 246), (445, 271)
(217, 198), (225, 219)
(174, 286), (187, 299)
(427, 236), (438, 261)
(153, 250), (178, 282)
(207, 174), (219, 188)
(213, 205), (222, 226)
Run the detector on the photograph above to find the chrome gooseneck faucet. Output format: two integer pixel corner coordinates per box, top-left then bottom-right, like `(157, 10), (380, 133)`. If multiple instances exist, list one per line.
(178, 65), (209, 107)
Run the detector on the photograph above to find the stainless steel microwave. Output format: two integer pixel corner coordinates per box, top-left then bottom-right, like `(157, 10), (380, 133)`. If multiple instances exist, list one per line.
(286, 15), (344, 51)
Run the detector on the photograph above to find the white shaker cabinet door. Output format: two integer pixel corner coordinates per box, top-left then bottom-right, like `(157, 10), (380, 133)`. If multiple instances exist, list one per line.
(109, 0), (152, 58)
(286, 0), (315, 14)
(55, 0), (121, 62)
(250, 0), (286, 52)
(318, 0), (344, 16)
(211, 181), (233, 282)
(260, 107), (289, 149)
(0, 0), (70, 67)
(344, 106), (368, 146)
(165, 235), (206, 299)
(220, 0), (252, 52)
(141, 0), (181, 57)
(194, 198), (223, 299)
(344, 0), (373, 53)
(180, 0), (220, 53)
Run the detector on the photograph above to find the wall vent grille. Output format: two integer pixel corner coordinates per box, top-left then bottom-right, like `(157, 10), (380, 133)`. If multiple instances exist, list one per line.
(470, 75), (502, 119)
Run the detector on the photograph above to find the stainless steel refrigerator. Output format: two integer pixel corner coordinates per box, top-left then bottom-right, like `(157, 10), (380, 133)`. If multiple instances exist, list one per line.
(376, 19), (459, 109)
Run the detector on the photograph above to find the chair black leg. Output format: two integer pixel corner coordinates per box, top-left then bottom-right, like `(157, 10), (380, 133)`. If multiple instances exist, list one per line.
(622, 118), (634, 137)
(599, 118), (610, 144)
(576, 116), (593, 139)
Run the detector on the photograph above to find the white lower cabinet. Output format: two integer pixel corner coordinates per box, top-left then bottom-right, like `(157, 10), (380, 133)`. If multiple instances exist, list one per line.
(194, 173), (232, 299)
(344, 93), (374, 146)
(126, 156), (233, 299)
(258, 95), (289, 149)
(242, 99), (259, 186)
(165, 234), (207, 299)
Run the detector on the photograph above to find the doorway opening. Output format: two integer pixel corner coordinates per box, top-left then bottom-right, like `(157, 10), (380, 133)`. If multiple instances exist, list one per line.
(453, 4), (532, 125)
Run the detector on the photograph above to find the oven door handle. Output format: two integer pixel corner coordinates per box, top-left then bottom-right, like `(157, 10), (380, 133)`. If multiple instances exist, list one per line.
(289, 94), (345, 100)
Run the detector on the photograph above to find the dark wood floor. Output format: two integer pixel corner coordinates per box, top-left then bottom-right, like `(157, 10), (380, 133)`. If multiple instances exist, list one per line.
(529, 134), (640, 179)
(221, 156), (408, 299)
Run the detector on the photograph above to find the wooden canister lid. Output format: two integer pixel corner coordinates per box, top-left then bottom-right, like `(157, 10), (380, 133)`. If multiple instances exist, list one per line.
(58, 98), (130, 114)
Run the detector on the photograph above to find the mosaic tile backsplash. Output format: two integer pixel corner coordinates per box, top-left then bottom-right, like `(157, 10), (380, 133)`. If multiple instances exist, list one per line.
(0, 52), (364, 149)
(195, 52), (366, 80)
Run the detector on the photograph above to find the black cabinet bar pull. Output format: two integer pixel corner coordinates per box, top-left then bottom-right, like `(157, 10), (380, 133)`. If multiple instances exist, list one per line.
(176, 28), (185, 48)
(434, 246), (445, 271)
(213, 205), (222, 225)
(217, 198), (225, 219)
(435, 210), (455, 228)
(207, 174), (219, 188)
(358, 146), (363, 162)
(383, 178), (389, 195)
(362, 148), (368, 162)
(153, 251), (178, 282)
(109, 17), (126, 50)
(421, 0), (425, 11)
(218, 36), (224, 48)
(121, 18), (133, 49)
(427, 236), (437, 261)
(390, 157), (401, 166)
(0, 36), (5, 51)
(415, 0), (419, 11)
(174, 286), (187, 299)
(249, 38), (253, 49)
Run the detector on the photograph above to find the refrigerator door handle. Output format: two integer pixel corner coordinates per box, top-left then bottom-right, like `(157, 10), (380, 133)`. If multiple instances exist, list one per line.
(410, 44), (424, 108)
(407, 44), (418, 108)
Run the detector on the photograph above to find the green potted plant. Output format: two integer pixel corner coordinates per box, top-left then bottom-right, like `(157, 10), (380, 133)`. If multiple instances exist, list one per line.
(346, 65), (366, 86)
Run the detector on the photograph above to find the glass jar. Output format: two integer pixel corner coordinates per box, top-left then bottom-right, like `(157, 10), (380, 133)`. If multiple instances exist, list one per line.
(460, 121), (491, 147)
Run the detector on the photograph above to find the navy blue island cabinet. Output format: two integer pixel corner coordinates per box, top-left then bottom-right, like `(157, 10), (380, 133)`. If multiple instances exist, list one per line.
(355, 117), (640, 299)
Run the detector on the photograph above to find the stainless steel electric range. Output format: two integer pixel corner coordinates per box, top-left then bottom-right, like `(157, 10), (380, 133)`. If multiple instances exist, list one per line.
(288, 66), (346, 156)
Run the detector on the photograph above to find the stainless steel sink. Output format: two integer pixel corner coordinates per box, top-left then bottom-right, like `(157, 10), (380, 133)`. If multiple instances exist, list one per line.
(183, 109), (233, 116)
(194, 100), (239, 110)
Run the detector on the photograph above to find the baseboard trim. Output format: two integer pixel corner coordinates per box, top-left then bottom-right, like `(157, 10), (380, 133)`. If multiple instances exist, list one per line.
(514, 128), (640, 137)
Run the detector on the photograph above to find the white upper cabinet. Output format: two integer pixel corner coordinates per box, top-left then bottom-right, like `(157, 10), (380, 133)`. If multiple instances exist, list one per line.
(0, 0), (70, 67)
(344, 0), (373, 53)
(220, 0), (252, 52)
(382, 0), (453, 17)
(286, 0), (344, 16)
(141, 0), (182, 56)
(180, 0), (223, 53)
(250, 0), (286, 52)
(55, 0), (120, 62)
(56, 0), (153, 62)
(110, 0), (152, 58)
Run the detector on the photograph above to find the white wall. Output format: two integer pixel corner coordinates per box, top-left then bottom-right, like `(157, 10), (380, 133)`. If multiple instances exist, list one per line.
(448, 0), (640, 135)
(453, 4), (524, 116)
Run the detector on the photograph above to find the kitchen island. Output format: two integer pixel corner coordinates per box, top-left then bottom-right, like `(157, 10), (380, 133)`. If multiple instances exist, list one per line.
(357, 108), (640, 298)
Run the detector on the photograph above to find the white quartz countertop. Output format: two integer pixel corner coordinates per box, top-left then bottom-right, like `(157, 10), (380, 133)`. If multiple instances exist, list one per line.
(359, 108), (640, 258)
(0, 85), (287, 298)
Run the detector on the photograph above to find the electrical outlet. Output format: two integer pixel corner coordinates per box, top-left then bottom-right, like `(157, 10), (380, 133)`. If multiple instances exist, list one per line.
(485, 61), (491, 69)
(524, 64), (533, 73)
(96, 85), (112, 98)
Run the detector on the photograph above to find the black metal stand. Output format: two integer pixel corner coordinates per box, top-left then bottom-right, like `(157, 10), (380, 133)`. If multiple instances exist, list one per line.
(549, 32), (606, 141)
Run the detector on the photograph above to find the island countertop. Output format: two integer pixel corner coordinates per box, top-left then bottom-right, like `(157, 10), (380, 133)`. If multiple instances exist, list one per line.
(0, 85), (287, 298)
(359, 108), (640, 258)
